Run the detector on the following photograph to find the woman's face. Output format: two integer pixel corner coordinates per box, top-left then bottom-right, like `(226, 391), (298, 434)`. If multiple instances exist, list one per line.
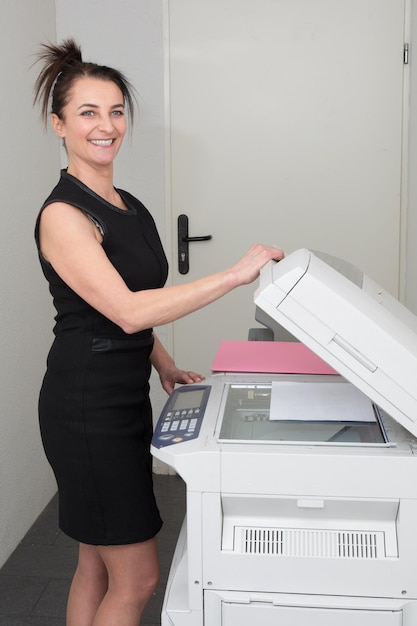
(51, 77), (127, 171)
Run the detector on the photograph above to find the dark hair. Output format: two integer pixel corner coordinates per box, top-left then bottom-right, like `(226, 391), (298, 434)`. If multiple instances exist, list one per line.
(33, 38), (136, 126)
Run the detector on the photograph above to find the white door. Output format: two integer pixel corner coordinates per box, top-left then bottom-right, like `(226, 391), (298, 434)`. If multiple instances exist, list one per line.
(167, 0), (408, 376)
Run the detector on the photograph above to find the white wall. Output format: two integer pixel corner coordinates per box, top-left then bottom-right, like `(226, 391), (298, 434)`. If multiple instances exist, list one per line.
(0, 0), (59, 568)
(55, 0), (167, 247)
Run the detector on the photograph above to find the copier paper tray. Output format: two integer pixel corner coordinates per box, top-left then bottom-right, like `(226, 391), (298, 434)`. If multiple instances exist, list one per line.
(254, 248), (417, 437)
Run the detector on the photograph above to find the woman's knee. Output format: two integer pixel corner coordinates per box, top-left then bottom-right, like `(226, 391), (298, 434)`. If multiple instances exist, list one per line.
(122, 569), (159, 609)
(138, 561), (160, 598)
(97, 537), (160, 603)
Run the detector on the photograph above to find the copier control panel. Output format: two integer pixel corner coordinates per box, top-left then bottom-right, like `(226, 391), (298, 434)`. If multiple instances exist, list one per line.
(153, 385), (211, 448)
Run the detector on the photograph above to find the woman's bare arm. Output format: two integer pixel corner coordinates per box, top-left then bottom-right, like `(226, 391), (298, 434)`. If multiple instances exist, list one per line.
(39, 202), (284, 334)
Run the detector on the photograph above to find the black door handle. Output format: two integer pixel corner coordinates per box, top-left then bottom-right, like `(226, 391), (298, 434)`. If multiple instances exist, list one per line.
(178, 214), (212, 274)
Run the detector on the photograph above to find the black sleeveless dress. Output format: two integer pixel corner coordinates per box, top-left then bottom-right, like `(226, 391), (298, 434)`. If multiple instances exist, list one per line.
(35, 170), (169, 545)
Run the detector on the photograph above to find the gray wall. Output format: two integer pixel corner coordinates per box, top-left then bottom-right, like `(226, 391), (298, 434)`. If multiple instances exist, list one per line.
(0, 0), (59, 568)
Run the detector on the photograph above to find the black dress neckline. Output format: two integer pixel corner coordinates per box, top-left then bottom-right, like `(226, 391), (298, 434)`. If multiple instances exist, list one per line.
(61, 170), (137, 215)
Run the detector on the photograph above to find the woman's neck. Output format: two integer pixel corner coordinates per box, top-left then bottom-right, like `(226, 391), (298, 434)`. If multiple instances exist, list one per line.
(66, 162), (121, 206)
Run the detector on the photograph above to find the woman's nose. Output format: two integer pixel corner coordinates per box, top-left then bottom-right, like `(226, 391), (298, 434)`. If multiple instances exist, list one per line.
(97, 115), (114, 132)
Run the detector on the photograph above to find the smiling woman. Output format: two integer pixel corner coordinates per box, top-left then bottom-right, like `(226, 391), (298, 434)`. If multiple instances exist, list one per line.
(32, 38), (283, 626)
(50, 78), (127, 186)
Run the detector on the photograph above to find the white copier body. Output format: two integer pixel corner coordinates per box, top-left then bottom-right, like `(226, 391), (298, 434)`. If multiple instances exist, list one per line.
(151, 249), (417, 625)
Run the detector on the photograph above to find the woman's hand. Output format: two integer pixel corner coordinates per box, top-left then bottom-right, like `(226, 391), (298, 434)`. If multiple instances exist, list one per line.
(158, 363), (205, 395)
(151, 333), (205, 395)
(228, 243), (285, 286)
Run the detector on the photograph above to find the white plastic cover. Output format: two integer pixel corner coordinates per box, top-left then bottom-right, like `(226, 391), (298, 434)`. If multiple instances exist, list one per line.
(254, 249), (417, 437)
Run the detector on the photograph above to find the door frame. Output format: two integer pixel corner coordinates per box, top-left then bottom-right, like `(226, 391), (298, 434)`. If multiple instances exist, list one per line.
(400, 0), (412, 300)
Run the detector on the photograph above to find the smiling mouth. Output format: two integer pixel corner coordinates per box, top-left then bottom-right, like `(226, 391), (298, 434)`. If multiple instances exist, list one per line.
(89, 139), (115, 146)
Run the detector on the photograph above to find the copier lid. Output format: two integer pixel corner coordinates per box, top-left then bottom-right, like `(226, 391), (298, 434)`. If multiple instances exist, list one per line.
(254, 248), (417, 437)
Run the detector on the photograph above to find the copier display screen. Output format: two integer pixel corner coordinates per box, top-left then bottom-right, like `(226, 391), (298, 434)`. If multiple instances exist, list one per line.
(171, 388), (206, 410)
(219, 383), (387, 444)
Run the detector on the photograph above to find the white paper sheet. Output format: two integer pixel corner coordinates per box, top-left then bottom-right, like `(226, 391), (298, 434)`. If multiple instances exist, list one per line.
(270, 381), (376, 422)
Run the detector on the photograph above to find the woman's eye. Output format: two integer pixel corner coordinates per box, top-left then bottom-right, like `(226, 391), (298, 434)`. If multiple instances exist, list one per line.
(81, 110), (94, 117)
(111, 110), (124, 116)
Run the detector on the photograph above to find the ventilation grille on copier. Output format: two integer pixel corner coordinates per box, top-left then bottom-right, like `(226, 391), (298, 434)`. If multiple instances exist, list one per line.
(239, 527), (384, 559)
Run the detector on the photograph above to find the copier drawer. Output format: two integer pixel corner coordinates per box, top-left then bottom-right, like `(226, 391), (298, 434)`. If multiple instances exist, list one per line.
(205, 591), (403, 626)
(221, 605), (401, 626)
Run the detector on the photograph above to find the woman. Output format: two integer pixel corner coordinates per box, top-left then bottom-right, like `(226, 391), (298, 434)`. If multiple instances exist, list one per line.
(33, 39), (284, 626)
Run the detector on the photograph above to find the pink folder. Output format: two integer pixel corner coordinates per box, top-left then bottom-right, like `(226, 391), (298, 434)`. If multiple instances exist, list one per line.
(211, 341), (337, 375)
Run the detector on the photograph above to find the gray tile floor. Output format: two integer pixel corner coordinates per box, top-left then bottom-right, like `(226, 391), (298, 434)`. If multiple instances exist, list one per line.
(0, 474), (185, 626)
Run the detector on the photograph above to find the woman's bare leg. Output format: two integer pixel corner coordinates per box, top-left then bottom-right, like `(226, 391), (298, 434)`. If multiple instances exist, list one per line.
(92, 537), (160, 626)
(66, 543), (108, 626)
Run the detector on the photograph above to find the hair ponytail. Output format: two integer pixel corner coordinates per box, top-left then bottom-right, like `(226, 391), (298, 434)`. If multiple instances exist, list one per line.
(33, 38), (135, 126)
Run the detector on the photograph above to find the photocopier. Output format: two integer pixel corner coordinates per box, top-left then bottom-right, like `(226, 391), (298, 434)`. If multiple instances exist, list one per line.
(151, 248), (417, 626)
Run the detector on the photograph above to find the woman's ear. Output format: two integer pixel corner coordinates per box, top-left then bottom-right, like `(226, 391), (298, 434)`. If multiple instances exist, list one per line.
(51, 114), (65, 138)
